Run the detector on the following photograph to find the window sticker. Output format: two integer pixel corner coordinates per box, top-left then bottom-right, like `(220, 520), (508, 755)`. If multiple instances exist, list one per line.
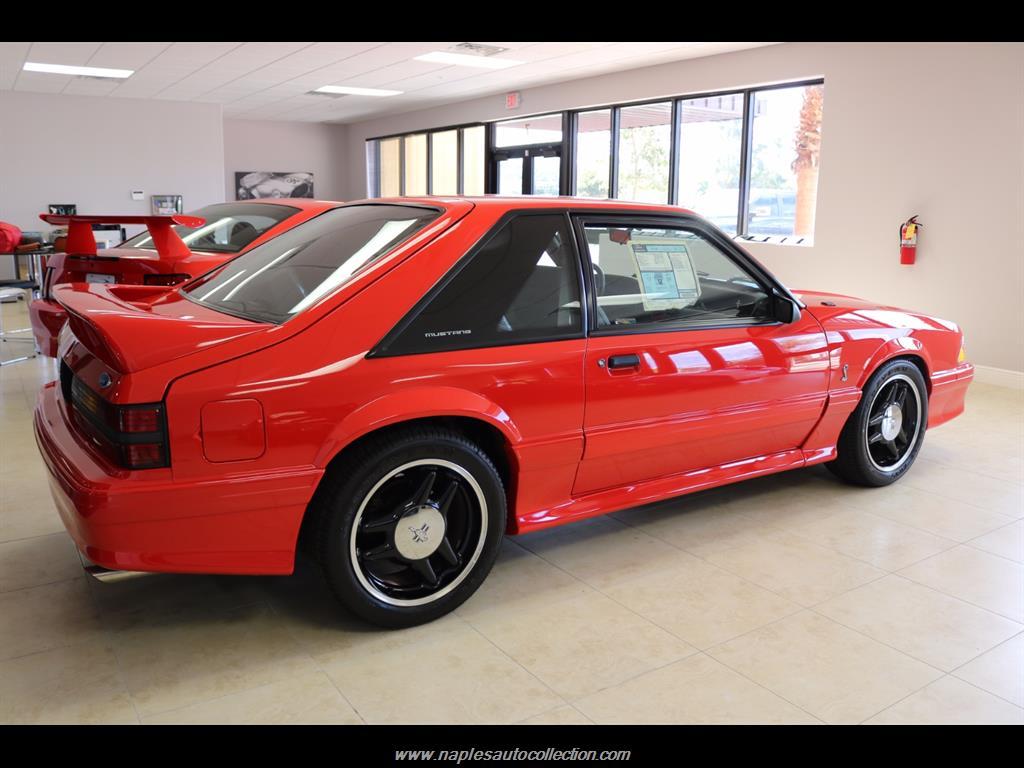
(628, 237), (701, 311)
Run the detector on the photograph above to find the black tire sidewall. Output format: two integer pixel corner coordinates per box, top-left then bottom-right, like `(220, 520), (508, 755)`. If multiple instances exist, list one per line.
(847, 360), (929, 486)
(318, 432), (505, 628)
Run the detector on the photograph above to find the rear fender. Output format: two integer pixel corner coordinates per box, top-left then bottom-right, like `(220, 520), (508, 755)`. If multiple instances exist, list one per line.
(314, 386), (522, 468)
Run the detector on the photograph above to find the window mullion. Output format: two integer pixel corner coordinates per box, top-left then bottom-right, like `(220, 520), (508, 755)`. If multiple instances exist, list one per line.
(737, 91), (755, 237)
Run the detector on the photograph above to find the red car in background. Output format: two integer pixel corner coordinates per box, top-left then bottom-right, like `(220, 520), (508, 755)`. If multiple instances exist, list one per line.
(29, 199), (339, 356)
(33, 197), (973, 628)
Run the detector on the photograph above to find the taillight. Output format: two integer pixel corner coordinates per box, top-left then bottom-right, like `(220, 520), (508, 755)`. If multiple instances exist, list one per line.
(69, 375), (169, 469)
(143, 273), (191, 287)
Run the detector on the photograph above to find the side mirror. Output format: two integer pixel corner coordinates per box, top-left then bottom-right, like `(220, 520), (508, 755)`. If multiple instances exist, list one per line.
(772, 290), (802, 323)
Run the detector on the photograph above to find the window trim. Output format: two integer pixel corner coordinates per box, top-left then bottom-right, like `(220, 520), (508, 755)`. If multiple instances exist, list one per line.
(366, 121), (488, 198)
(369, 209), (588, 358)
(571, 212), (794, 337)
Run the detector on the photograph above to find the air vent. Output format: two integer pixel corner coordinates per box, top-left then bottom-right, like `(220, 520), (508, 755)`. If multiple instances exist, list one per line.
(451, 43), (509, 57)
(76, 75), (119, 82)
(306, 90), (348, 99)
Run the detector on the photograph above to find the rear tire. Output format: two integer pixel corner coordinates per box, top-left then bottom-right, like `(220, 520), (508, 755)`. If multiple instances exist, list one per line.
(311, 427), (505, 628)
(827, 359), (928, 487)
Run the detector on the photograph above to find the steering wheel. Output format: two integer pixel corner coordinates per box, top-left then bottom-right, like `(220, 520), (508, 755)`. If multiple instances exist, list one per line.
(591, 262), (606, 295)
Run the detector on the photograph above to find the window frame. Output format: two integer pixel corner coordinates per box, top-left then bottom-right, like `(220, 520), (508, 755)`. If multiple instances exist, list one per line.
(369, 209), (589, 357)
(570, 212), (797, 337)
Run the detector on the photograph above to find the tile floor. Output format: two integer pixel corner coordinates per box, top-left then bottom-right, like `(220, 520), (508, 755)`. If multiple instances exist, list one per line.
(1, 298), (1022, 724)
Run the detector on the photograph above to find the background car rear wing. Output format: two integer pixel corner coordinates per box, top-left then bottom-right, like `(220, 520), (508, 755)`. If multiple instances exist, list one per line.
(39, 213), (206, 260)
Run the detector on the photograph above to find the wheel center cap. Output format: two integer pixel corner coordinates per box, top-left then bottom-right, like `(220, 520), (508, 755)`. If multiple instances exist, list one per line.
(881, 404), (903, 441)
(393, 505), (446, 560)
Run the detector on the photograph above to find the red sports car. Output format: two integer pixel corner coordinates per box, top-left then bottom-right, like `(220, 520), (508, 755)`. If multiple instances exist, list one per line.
(29, 199), (340, 356)
(33, 197), (973, 627)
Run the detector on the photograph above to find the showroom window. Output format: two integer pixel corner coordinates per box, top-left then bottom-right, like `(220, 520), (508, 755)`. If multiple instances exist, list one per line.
(380, 214), (583, 355)
(366, 123), (486, 197)
(569, 79), (824, 242)
(616, 102), (673, 205)
(574, 109), (612, 198)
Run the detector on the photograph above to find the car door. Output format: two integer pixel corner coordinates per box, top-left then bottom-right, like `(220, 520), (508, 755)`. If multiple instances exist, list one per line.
(572, 215), (830, 496)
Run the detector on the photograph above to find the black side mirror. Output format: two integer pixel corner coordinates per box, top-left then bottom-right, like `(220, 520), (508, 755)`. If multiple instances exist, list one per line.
(772, 290), (801, 323)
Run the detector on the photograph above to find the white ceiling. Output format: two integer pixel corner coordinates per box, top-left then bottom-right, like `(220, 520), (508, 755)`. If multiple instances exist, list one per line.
(0, 42), (778, 124)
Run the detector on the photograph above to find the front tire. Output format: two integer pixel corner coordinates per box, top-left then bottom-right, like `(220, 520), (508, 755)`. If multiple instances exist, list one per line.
(312, 427), (505, 628)
(827, 359), (928, 487)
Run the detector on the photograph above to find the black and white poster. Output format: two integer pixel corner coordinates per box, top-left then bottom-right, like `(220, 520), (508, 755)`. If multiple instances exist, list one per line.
(235, 172), (314, 200)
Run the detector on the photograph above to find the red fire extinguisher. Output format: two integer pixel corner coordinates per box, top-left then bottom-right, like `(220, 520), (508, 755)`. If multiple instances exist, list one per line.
(900, 215), (921, 265)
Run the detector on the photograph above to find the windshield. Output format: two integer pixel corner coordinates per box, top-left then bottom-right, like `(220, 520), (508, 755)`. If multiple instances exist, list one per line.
(183, 204), (441, 324)
(122, 202), (300, 254)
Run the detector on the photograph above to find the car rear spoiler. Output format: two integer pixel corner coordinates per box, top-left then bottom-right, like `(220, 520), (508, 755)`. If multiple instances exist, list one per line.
(39, 213), (206, 260)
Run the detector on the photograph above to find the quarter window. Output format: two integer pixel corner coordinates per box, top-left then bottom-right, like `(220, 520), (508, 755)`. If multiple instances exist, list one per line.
(583, 224), (771, 331)
(383, 214), (582, 354)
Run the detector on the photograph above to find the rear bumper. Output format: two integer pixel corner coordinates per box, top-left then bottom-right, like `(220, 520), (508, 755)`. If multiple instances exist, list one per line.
(33, 382), (320, 575)
(928, 362), (974, 428)
(28, 299), (64, 357)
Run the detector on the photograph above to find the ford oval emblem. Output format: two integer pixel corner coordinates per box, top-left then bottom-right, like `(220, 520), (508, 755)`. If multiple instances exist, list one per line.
(98, 372), (112, 389)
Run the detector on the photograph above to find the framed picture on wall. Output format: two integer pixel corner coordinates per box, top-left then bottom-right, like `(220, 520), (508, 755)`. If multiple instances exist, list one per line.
(48, 204), (77, 216)
(235, 172), (314, 200)
(151, 195), (183, 215)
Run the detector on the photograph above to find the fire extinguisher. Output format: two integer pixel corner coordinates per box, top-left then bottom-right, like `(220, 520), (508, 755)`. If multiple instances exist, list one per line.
(900, 215), (921, 265)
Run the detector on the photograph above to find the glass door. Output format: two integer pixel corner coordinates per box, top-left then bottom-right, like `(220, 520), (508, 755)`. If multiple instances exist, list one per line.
(492, 146), (562, 195)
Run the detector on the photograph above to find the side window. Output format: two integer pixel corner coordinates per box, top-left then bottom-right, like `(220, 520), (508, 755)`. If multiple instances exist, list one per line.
(384, 214), (582, 354)
(583, 224), (771, 331)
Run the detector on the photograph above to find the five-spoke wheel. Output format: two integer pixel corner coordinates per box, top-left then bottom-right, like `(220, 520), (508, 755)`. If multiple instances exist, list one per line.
(313, 427), (505, 628)
(828, 359), (928, 486)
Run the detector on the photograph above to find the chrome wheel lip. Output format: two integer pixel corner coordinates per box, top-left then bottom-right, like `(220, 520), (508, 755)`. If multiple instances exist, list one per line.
(864, 373), (922, 473)
(350, 459), (488, 608)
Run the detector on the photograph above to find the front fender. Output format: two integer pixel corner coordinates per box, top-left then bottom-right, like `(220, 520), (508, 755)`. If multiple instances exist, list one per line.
(857, 335), (932, 390)
(314, 385), (522, 467)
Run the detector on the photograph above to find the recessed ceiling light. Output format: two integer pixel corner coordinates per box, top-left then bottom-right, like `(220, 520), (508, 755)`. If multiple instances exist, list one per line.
(414, 51), (524, 69)
(23, 61), (134, 79)
(314, 85), (403, 97)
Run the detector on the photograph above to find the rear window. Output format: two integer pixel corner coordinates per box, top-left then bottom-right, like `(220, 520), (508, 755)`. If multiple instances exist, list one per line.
(183, 204), (440, 324)
(122, 202), (299, 254)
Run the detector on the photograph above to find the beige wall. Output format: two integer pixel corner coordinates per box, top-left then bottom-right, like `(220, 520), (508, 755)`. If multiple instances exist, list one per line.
(223, 119), (348, 202)
(341, 42), (1024, 373)
(0, 90), (225, 275)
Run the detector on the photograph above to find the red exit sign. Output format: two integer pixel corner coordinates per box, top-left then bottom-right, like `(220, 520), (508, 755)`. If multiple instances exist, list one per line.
(505, 91), (521, 109)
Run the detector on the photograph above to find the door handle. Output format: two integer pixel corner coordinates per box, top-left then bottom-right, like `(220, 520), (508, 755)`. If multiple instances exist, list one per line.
(607, 353), (641, 370)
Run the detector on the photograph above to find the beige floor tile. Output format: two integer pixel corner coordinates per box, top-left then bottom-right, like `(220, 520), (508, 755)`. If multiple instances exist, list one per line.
(615, 498), (789, 558)
(787, 509), (956, 571)
(865, 676), (1023, 724)
(709, 611), (941, 724)
(320, 620), (562, 724)
(860, 483), (1016, 542)
(816, 575), (1022, 671)
(0, 641), (137, 724)
(111, 602), (318, 717)
(601, 554), (802, 650)
(454, 539), (589, 621)
(900, 459), (1023, 519)
(0, 577), (104, 661)
(899, 546), (1024, 623)
(0, 483), (67, 542)
(575, 653), (819, 724)
(519, 704), (593, 725)
(953, 633), (1024, 707)
(143, 671), (362, 724)
(0, 532), (83, 592)
(969, 520), (1024, 563)
(703, 531), (885, 607)
(468, 589), (695, 699)
(515, 515), (689, 590)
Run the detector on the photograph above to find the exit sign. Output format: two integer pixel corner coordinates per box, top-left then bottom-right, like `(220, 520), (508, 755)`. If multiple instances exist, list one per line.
(505, 91), (521, 110)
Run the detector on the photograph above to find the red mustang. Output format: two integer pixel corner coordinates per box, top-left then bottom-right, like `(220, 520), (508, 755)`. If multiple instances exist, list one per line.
(33, 197), (973, 627)
(29, 199), (339, 356)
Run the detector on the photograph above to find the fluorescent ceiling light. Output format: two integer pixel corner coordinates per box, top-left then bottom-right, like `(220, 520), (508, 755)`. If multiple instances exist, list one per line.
(414, 51), (524, 69)
(23, 61), (134, 79)
(314, 85), (403, 97)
